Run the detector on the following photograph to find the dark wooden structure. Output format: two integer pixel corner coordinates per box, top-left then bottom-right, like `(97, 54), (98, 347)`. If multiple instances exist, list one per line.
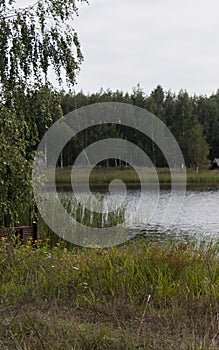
(0, 222), (38, 242)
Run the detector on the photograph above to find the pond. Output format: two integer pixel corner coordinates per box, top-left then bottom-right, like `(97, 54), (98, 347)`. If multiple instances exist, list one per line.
(58, 186), (219, 244)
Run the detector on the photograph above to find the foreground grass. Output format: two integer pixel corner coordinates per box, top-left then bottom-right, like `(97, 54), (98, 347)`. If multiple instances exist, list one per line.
(0, 238), (218, 349)
(54, 167), (219, 188)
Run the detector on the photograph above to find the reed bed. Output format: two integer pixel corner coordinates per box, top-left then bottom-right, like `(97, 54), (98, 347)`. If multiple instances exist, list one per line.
(53, 167), (219, 187)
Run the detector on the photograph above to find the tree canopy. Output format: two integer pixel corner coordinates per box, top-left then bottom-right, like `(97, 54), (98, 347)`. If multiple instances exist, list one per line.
(0, 0), (88, 99)
(59, 86), (213, 169)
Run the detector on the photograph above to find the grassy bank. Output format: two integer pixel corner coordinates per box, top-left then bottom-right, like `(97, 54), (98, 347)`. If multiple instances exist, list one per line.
(0, 237), (218, 349)
(53, 167), (219, 188)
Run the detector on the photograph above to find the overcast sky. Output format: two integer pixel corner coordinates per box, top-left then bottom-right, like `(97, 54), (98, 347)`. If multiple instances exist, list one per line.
(72, 0), (219, 96)
(16, 0), (219, 96)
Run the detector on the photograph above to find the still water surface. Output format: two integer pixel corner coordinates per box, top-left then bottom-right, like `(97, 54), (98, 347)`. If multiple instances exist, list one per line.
(125, 188), (219, 242)
(60, 187), (219, 243)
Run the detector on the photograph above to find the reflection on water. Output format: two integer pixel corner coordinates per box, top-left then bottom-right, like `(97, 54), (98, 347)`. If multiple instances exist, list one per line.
(59, 187), (219, 243)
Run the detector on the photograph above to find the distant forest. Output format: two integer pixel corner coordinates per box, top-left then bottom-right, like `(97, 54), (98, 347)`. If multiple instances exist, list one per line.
(53, 85), (219, 168)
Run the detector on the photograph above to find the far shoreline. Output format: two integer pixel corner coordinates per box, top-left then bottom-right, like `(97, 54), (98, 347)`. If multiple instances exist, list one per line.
(44, 166), (219, 188)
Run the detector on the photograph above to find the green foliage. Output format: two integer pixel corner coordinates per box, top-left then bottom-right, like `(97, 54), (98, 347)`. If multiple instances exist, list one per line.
(59, 86), (216, 168)
(0, 85), (64, 225)
(0, 238), (218, 349)
(195, 91), (219, 159)
(0, 0), (87, 96)
(0, 103), (31, 225)
(186, 124), (209, 168)
(0, 1), (87, 226)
